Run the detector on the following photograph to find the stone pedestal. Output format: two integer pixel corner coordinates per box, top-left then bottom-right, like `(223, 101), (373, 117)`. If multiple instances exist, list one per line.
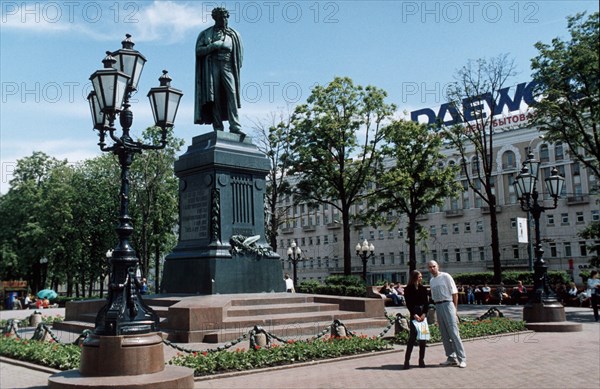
(523, 301), (566, 323)
(48, 332), (194, 388)
(161, 131), (283, 294)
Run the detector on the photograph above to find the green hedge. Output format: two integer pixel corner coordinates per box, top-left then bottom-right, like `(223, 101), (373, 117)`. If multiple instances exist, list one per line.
(453, 271), (571, 286)
(297, 275), (366, 297)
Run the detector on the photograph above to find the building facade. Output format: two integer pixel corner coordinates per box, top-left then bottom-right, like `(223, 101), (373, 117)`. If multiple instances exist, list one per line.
(276, 125), (599, 286)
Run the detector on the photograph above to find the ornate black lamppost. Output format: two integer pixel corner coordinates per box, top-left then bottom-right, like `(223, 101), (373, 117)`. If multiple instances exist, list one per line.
(355, 239), (375, 283)
(286, 241), (302, 287)
(87, 34), (183, 336)
(39, 257), (48, 290)
(514, 153), (565, 322)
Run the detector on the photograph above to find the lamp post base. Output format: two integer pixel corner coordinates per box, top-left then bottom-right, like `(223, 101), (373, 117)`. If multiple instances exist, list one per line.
(522, 302), (583, 332)
(523, 301), (566, 322)
(48, 332), (194, 388)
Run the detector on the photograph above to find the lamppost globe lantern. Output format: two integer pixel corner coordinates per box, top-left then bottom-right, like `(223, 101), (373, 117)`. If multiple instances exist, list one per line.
(286, 241), (302, 287)
(89, 51), (130, 115)
(147, 70), (184, 129)
(87, 91), (106, 130)
(524, 152), (540, 180)
(516, 166), (535, 197)
(112, 34), (147, 92)
(545, 167), (565, 198)
(512, 174), (524, 200)
(356, 239), (375, 283)
(40, 257), (48, 265)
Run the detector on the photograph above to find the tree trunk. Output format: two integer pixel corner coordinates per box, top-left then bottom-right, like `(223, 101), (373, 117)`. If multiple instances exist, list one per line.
(342, 205), (352, 276)
(489, 203), (502, 283)
(407, 215), (417, 273)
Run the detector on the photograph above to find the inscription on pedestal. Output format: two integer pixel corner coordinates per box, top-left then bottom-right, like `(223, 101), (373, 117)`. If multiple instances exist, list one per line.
(180, 179), (210, 241)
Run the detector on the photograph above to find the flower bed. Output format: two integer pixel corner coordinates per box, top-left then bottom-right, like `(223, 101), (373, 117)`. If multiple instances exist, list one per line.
(394, 317), (527, 344)
(168, 335), (391, 376)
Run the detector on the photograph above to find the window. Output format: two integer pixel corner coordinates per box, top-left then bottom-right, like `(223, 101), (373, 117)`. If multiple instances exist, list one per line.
(378, 230), (385, 240)
(301, 237), (306, 246)
(455, 248), (461, 262)
(502, 150), (516, 169)
(467, 248), (473, 261)
(371, 256), (375, 266)
(380, 253), (385, 265)
(479, 247), (485, 261)
(561, 213), (569, 225)
(576, 212), (584, 224)
(443, 249), (449, 262)
(592, 210), (600, 222)
(388, 230), (394, 239)
(579, 241), (587, 256)
(369, 230), (375, 240)
(333, 234), (338, 243)
(564, 242), (572, 257)
(432, 250), (438, 262)
(510, 218), (517, 228)
(539, 144), (549, 162)
(399, 252), (405, 265)
(309, 237), (314, 245)
(550, 243), (557, 257)
(324, 235), (329, 245)
(453, 223), (459, 234)
(316, 236), (321, 245)
(476, 221), (484, 232)
(547, 214), (555, 226)
(554, 142), (564, 161)
(464, 222), (471, 233)
(389, 252), (395, 264)
(513, 245), (519, 259)
(421, 250), (426, 263)
(430, 225), (436, 236)
(441, 224), (448, 235)
(398, 229), (404, 238)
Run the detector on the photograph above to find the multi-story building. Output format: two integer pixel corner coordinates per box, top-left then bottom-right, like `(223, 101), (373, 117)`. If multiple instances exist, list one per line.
(276, 125), (599, 286)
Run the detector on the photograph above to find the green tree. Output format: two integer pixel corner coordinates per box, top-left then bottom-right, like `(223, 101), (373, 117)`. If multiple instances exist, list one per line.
(251, 111), (294, 252)
(444, 54), (518, 284)
(287, 77), (396, 275)
(0, 152), (66, 292)
(129, 127), (183, 292)
(530, 12), (599, 178)
(579, 221), (600, 268)
(374, 120), (461, 273)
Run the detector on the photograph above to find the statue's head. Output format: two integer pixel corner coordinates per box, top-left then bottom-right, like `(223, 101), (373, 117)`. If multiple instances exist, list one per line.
(212, 7), (230, 21)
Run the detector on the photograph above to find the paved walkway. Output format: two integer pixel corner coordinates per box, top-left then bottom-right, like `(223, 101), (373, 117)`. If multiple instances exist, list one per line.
(1, 305), (599, 388)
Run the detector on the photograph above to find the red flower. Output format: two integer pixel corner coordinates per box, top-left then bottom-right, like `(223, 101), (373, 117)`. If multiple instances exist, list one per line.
(202, 351), (208, 356)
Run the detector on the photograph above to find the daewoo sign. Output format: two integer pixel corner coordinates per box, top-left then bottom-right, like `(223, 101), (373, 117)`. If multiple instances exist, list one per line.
(410, 80), (538, 128)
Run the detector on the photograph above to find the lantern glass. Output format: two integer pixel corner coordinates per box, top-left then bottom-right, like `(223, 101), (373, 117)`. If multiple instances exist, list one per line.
(147, 85), (183, 128)
(513, 175), (523, 200)
(113, 50), (146, 91)
(355, 243), (362, 252)
(87, 91), (105, 129)
(90, 68), (129, 113)
(545, 169), (565, 198)
(525, 154), (540, 180)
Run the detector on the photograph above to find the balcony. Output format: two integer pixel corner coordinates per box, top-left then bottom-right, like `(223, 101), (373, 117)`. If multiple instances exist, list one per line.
(445, 209), (464, 217)
(567, 195), (589, 205)
(281, 227), (294, 234)
(326, 222), (341, 229)
(481, 205), (502, 214)
(302, 225), (316, 232)
(416, 214), (428, 221)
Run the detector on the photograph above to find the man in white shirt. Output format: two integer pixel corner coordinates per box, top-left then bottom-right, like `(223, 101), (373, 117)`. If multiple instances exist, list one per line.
(284, 273), (295, 293)
(428, 260), (467, 368)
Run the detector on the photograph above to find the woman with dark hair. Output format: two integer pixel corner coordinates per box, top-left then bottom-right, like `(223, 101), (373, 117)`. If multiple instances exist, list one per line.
(403, 270), (430, 369)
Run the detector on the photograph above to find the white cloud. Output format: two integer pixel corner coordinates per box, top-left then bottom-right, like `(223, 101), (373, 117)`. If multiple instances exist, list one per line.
(131, 1), (208, 44)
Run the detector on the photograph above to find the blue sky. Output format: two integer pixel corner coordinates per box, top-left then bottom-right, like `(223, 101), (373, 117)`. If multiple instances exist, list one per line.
(1, 0), (598, 193)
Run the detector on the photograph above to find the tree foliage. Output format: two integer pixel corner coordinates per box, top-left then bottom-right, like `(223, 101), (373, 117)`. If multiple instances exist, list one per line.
(531, 12), (599, 178)
(373, 120), (461, 273)
(287, 77), (396, 275)
(0, 128), (183, 296)
(579, 221), (600, 268)
(443, 54), (518, 283)
(251, 111), (294, 252)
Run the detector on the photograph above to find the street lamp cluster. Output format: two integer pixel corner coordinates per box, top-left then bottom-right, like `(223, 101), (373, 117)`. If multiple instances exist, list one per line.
(356, 239), (375, 282)
(87, 34), (183, 336)
(513, 152), (565, 304)
(286, 241), (303, 287)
